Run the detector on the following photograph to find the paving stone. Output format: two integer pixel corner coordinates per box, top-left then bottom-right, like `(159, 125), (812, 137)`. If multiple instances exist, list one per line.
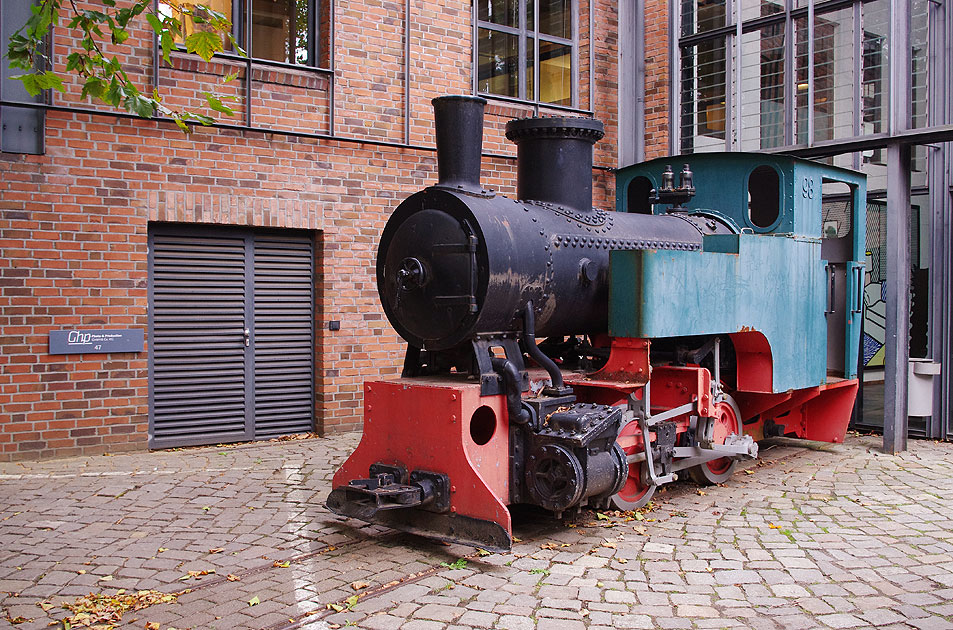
(457, 610), (498, 628)
(816, 613), (867, 628)
(413, 603), (464, 622)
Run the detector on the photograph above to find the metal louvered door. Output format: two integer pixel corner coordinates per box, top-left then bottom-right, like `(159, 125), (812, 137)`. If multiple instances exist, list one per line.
(252, 236), (315, 439)
(149, 227), (314, 449)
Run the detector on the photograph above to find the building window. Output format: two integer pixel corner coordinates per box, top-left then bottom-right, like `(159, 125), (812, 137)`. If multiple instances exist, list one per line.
(476, 0), (577, 107)
(161, 0), (329, 68)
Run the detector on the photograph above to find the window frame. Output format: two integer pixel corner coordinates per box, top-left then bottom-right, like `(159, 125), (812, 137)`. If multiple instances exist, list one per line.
(473, 0), (581, 109)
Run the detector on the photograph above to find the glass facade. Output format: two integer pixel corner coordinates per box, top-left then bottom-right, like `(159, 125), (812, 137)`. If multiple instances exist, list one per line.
(477, 0), (577, 106)
(677, 0), (929, 155)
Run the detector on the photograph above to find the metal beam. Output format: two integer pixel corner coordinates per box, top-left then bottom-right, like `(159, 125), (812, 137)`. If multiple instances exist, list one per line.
(765, 124), (953, 158)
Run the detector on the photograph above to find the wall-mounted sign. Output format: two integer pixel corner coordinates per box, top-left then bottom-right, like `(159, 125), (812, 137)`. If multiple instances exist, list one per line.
(49, 329), (144, 355)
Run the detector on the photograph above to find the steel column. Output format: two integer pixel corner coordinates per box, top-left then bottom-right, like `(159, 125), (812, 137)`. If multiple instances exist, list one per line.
(883, 0), (912, 454)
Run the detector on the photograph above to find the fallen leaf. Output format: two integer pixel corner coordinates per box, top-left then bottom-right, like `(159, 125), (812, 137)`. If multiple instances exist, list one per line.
(248, 596), (260, 607)
(601, 541), (617, 549)
(618, 558), (628, 564)
(635, 512), (644, 521)
(7, 616), (31, 625)
(100, 575), (113, 581)
(38, 602), (54, 611)
(350, 581), (370, 591)
(77, 569), (87, 574)
(633, 525), (647, 535)
(145, 622), (160, 630)
(768, 523), (780, 529)
(327, 603), (344, 612)
(272, 561), (290, 568)
(345, 594), (359, 610)
(179, 569), (216, 581)
(596, 512), (610, 521)
(202, 506), (210, 512)
(744, 470), (754, 475)
(226, 574), (241, 582)
(697, 490), (707, 496)
(157, 548), (167, 554)
(476, 549), (491, 557)
(208, 548), (225, 554)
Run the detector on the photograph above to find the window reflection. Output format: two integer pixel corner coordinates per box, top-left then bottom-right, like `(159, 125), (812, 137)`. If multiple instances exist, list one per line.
(160, 0), (325, 67)
(479, 29), (520, 98)
(477, 0), (576, 107)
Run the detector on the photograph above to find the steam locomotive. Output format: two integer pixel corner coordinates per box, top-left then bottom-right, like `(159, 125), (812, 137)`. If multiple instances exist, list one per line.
(327, 95), (866, 551)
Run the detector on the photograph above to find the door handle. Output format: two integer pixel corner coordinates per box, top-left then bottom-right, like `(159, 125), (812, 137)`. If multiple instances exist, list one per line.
(244, 328), (250, 347)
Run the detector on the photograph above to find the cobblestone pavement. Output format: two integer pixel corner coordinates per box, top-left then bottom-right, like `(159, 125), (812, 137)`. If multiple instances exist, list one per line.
(2, 433), (953, 630)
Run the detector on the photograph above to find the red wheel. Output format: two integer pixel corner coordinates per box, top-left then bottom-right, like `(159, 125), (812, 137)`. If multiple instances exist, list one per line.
(689, 394), (742, 485)
(611, 419), (655, 510)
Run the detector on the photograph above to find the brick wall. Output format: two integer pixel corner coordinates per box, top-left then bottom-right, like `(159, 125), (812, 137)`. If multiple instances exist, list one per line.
(0, 0), (631, 460)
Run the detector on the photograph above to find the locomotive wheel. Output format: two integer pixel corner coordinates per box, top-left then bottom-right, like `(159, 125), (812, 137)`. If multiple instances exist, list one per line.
(611, 419), (655, 510)
(688, 393), (743, 486)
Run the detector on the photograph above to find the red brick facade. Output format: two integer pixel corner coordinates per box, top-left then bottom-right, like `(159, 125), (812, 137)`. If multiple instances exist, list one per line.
(0, 0), (669, 460)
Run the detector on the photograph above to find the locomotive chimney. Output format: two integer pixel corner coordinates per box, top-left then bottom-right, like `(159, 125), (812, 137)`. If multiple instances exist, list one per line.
(505, 117), (605, 213)
(431, 95), (487, 194)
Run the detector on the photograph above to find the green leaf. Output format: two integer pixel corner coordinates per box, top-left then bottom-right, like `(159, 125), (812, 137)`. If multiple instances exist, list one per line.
(34, 71), (65, 93)
(126, 93), (157, 118)
(248, 596), (260, 606)
(185, 31), (223, 61)
(186, 113), (215, 126)
(227, 35), (247, 57)
(345, 594), (359, 610)
(146, 13), (162, 35)
(13, 74), (41, 97)
(111, 27), (130, 45)
(160, 32), (174, 64)
(103, 77), (126, 107)
(173, 117), (192, 134)
(102, 0), (116, 6)
(81, 77), (105, 100)
(204, 92), (235, 116)
(596, 512), (610, 520)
